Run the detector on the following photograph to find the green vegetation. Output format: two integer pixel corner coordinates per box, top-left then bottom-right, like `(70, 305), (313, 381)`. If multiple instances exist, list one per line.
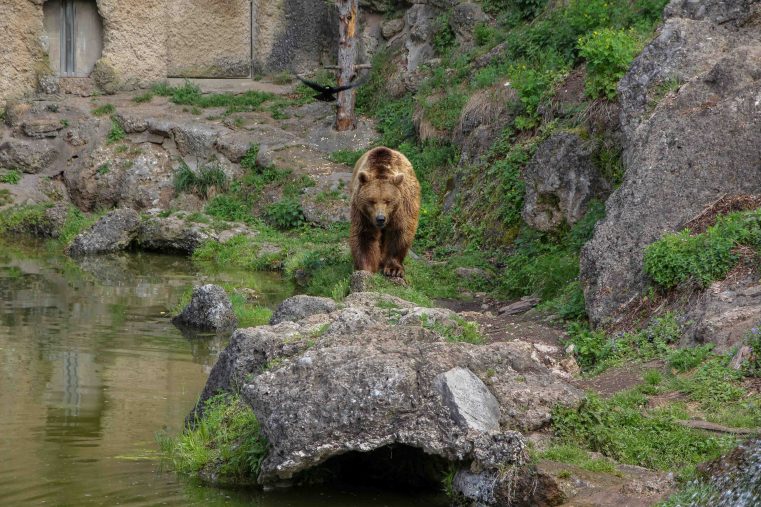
(552, 390), (736, 472)
(174, 162), (228, 199)
(263, 198), (305, 230)
(421, 313), (486, 344)
(158, 393), (268, 482)
(96, 164), (110, 175)
(578, 29), (642, 100)
(92, 103), (116, 117)
(0, 169), (22, 185)
(536, 443), (616, 473)
(149, 80), (313, 118)
(132, 91), (154, 103)
(644, 209), (761, 289)
(107, 119), (126, 144)
(328, 149), (364, 166)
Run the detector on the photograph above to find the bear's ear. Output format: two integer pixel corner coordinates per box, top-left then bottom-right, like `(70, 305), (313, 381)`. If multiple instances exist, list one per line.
(392, 173), (404, 186)
(358, 171), (370, 185)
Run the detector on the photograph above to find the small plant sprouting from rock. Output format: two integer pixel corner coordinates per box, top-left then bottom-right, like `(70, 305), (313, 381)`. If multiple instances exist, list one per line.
(92, 103), (116, 117)
(96, 164), (110, 176)
(157, 393), (268, 481)
(0, 169), (22, 185)
(107, 119), (126, 144)
(174, 162), (228, 199)
(132, 91), (154, 103)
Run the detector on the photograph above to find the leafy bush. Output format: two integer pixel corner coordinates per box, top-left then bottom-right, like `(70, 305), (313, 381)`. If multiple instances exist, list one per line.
(509, 64), (564, 129)
(644, 209), (761, 289)
(264, 198), (305, 230)
(240, 144), (260, 172)
(578, 28), (641, 99)
(433, 14), (456, 54)
(668, 344), (714, 372)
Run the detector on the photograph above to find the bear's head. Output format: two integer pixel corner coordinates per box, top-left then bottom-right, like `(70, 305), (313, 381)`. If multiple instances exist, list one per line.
(355, 171), (405, 229)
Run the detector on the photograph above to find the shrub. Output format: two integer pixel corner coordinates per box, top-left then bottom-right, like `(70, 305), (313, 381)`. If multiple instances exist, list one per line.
(644, 210), (761, 289)
(668, 344), (714, 372)
(578, 29), (641, 100)
(132, 92), (154, 103)
(743, 326), (761, 377)
(264, 198), (305, 230)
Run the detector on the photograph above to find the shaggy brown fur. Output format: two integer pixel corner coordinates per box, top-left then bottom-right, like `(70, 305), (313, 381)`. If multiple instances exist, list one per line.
(349, 146), (421, 277)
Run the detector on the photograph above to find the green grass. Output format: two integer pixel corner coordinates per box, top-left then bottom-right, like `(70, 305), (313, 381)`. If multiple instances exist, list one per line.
(132, 91), (154, 103)
(174, 162), (228, 199)
(152, 80), (276, 114)
(537, 444), (617, 473)
(552, 390), (736, 472)
(421, 313), (486, 344)
(328, 149), (365, 166)
(157, 393), (268, 482)
(92, 103), (116, 117)
(0, 169), (22, 185)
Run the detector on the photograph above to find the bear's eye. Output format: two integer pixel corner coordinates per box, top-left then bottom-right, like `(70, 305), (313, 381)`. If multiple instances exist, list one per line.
(369, 200), (377, 206)
(384, 200), (391, 205)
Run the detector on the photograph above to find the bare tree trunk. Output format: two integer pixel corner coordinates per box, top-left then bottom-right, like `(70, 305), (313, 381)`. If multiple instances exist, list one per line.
(335, 0), (359, 131)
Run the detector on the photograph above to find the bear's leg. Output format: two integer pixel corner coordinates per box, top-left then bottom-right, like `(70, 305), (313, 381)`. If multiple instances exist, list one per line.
(351, 227), (382, 272)
(380, 228), (410, 278)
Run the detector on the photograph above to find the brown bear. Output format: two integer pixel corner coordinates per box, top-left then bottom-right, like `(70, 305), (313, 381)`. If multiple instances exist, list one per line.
(349, 146), (421, 277)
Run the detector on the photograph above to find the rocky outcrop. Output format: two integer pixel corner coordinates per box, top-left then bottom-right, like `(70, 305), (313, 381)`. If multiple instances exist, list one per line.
(697, 438), (761, 507)
(192, 291), (582, 500)
(64, 209), (257, 256)
(172, 284), (237, 332)
(66, 208), (140, 256)
(581, 0), (761, 325)
(453, 85), (517, 164)
(0, 138), (59, 174)
(269, 295), (338, 324)
(64, 143), (175, 212)
(523, 132), (610, 232)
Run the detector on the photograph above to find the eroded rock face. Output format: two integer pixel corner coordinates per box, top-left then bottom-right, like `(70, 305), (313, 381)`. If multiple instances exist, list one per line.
(192, 291), (583, 494)
(522, 132), (610, 232)
(581, 0), (761, 325)
(64, 143), (174, 211)
(269, 295), (337, 324)
(172, 284), (237, 332)
(0, 138), (59, 174)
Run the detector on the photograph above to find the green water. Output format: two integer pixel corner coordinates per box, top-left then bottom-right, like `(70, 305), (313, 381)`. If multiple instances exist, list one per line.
(0, 241), (447, 506)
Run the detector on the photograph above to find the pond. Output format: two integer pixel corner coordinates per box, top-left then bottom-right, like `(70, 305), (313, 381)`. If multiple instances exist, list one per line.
(0, 240), (448, 506)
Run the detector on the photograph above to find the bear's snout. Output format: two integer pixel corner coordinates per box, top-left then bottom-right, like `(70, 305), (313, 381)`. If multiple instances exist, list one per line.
(375, 214), (386, 228)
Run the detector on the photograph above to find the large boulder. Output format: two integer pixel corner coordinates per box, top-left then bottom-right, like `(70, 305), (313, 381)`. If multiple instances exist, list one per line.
(66, 208), (140, 256)
(522, 132), (610, 232)
(191, 291), (583, 499)
(172, 284), (237, 332)
(64, 143), (175, 211)
(0, 138), (59, 174)
(581, 0), (761, 325)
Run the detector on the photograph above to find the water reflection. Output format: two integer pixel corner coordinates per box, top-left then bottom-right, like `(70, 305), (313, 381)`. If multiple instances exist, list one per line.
(0, 240), (446, 506)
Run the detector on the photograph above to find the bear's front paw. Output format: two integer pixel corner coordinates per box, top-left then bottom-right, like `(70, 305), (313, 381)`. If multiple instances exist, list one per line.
(382, 261), (404, 278)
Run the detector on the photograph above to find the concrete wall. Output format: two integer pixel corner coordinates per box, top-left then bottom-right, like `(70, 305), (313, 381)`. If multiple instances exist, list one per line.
(0, 0), (341, 107)
(0, 0), (46, 109)
(168, 0), (251, 78)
